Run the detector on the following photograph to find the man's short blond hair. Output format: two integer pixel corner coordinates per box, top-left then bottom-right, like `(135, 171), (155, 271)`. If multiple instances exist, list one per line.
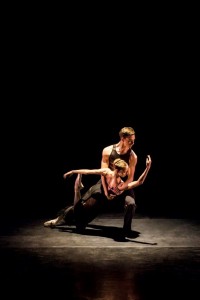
(119, 127), (135, 138)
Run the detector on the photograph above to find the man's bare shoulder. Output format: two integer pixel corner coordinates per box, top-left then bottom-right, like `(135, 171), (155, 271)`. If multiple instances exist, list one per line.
(130, 149), (137, 160)
(102, 144), (113, 155)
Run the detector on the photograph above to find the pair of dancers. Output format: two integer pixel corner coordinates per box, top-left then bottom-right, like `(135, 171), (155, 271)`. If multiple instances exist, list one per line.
(44, 155), (152, 229)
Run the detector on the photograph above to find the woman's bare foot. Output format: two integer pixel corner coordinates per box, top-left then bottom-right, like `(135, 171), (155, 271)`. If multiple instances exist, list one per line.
(44, 219), (56, 227)
(44, 217), (64, 228)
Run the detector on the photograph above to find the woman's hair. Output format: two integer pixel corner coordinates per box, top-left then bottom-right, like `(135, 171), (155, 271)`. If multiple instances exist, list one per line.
(119, 127), (135, 138)
(113, 158), (128, 170)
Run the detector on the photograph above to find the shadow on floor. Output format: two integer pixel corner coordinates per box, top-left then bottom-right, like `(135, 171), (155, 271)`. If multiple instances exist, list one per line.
(56, 224), (141, 242)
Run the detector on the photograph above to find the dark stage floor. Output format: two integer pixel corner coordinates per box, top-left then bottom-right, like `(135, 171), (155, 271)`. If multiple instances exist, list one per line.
(1, 213), (200, 300)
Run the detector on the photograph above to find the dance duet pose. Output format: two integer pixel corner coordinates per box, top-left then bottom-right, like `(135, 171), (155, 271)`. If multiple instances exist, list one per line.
(44, 127), (152, 236)
(44, 127), (151, 236)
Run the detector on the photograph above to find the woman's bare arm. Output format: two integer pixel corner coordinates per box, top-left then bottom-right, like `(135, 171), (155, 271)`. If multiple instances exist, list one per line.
(63, 168), (110, 179)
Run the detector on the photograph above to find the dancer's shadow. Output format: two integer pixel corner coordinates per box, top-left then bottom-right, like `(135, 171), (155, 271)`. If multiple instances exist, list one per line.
(88, 224), (141, 242)
(86, 224), (157, 244)
(56, 223), (141, 242)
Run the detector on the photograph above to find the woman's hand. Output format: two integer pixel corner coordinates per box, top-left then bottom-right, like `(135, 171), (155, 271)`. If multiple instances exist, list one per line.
(146, 155), (152, 168)
(63, 171), (73, 179)
(107, 194), (116, 201)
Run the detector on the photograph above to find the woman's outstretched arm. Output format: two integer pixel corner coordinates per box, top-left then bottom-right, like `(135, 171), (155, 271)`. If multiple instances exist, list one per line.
(63, 168), (110, 179)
